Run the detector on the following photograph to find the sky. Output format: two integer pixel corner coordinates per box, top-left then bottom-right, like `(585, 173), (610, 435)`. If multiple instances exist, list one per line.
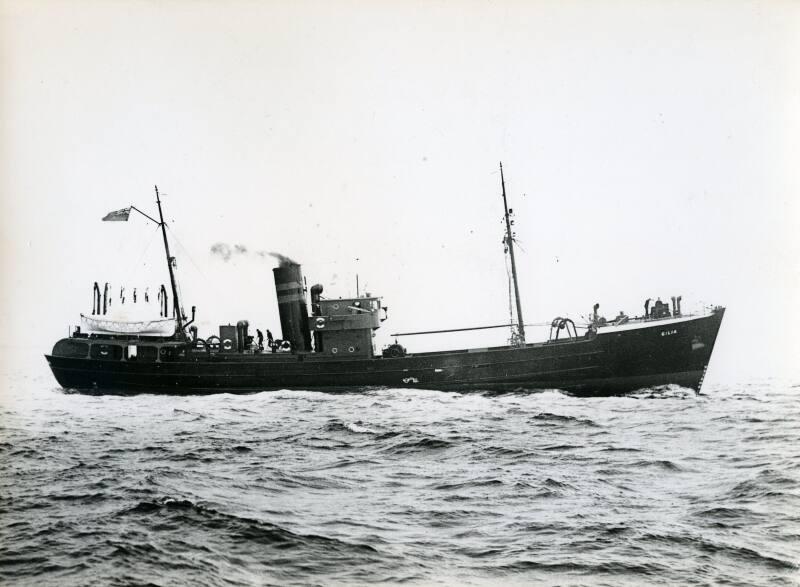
(1, 0), (799, 382)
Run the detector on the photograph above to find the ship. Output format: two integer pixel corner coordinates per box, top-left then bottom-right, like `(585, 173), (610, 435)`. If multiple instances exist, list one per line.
(45, 166), (725, 395)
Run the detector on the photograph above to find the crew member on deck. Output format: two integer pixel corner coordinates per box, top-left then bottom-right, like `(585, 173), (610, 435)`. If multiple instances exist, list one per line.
(592, 303), (606, 325)
(256, 329), (264, 351)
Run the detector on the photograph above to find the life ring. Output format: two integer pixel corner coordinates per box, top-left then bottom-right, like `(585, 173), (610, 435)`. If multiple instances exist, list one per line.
(159, 348), (167, 356)
(332, 303), (340, 310)
(348, 346), (355, 353)
(383, 343), (406, 358)
(222, 338), (234, 351)
(316, 317), (326, 329)
(331, 347), (338, 354)
(205, 336), (221, 352)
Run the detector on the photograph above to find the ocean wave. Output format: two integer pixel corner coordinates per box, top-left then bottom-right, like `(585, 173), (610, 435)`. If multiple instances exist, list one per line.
(629, 385), (698, 399)
(628, 459), (685, 471)
(310, 458), (382, 471)
(433, 479), (504, 491)
(8, 448), (41, 459)
(489, 559), (668, 576)
(482, 446), (534, 458)
(117, 497), (389, 568)
(529, 412), (600, 427)
(49, 492), (108, 503)
(641, 533), (797, 570)
(693, 506), (758, 520)
(542, 478), (574, 489)
(324, 420), (378, 434)
(728, 469), (799, 499)
(382, 436), (453, 454)
(600, 445), (642, 452)
(540, 444), (582, 451)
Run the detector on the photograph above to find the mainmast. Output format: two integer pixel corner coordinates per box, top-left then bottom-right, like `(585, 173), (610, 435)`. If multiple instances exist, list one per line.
(500, 162), (525, 345)
(154, 185), (184, 335)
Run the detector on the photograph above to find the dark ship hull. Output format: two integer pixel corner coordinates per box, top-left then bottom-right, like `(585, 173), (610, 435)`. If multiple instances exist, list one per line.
(46, 308), (724, 396)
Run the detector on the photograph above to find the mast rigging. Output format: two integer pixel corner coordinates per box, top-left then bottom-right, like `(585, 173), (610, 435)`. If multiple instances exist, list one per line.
(154, 185), (185, 336)
(500, 162), (526, 345)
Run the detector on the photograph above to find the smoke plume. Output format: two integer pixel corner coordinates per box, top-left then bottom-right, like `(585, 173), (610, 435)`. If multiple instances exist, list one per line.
(266, 252), (298, 267)
(210, 243), (298, 266)
(210, 243), (233, 261)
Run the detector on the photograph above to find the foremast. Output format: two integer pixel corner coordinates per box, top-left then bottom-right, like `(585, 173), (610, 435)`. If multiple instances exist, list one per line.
(154, 186), (185, 336)
(500, 162), (525, 345)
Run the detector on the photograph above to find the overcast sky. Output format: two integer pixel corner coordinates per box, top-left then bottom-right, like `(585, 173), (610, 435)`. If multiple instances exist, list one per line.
(1, 0), (798, 382)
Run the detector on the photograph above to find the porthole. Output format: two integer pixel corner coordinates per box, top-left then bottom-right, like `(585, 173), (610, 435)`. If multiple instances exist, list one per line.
(90, 344), (122, 360)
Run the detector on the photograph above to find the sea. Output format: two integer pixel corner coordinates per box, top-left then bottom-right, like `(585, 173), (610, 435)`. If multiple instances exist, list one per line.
(1, 361), (798, 586)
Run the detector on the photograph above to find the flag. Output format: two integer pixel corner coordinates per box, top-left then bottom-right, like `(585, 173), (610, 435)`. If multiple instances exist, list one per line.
(102, 207), (131, 221)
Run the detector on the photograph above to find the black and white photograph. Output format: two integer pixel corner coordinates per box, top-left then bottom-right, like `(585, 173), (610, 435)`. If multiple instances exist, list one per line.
(1, 1), (798, 585)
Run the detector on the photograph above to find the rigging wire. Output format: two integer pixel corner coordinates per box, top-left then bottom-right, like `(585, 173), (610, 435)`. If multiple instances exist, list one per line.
(165, 225), (210, 282)
(505, 253), (514, 325)
(165, 224), (230, 320)
(128, 226), (163, 285)
(95, 224), (162, 311)
(164, 226), (196, 318)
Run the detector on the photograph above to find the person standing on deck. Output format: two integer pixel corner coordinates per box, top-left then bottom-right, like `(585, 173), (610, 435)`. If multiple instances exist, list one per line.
(266, 329), (274, 352)
(256, 329), (264, 351)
